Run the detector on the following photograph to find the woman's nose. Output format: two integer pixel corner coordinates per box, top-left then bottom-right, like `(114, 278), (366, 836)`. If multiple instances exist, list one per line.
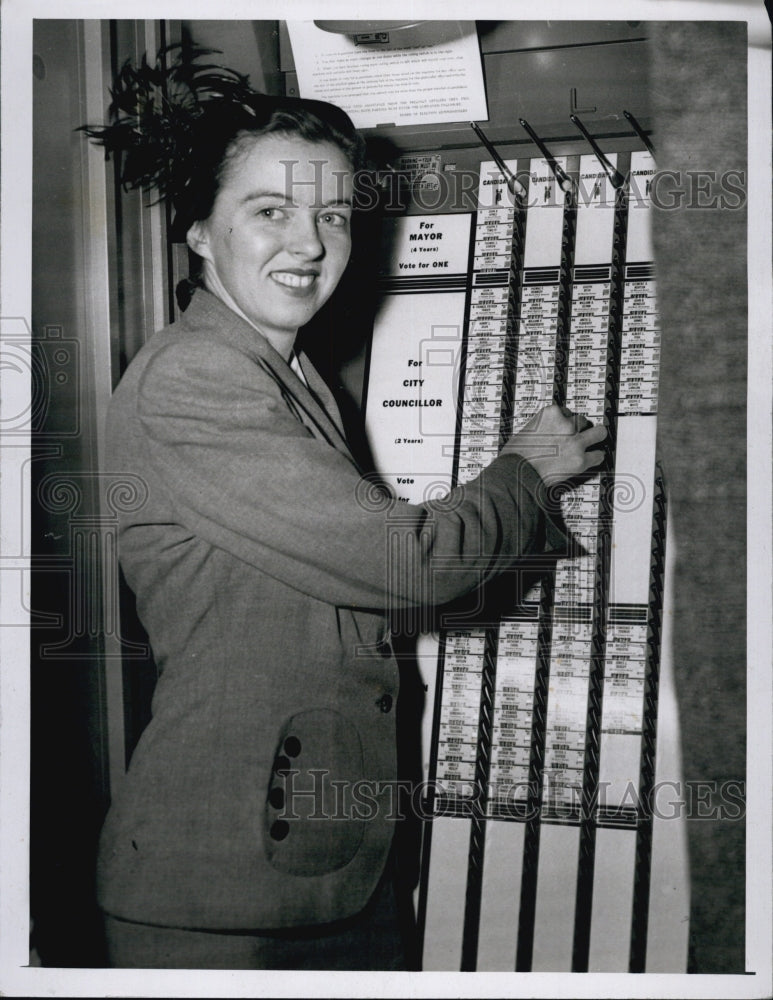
(288, 212), (324, 259)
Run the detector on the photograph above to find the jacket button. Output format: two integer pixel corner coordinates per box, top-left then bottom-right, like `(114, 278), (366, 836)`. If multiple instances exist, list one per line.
(269, 786), (285, 809)
(270, 820), (289, 841)
(377, 693), (393, 713)
(283, 736), (301, 757)
(274, 755), (291, 775)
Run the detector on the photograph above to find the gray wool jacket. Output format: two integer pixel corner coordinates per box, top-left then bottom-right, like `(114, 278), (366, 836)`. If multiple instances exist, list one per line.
(96, 289), (566, 931)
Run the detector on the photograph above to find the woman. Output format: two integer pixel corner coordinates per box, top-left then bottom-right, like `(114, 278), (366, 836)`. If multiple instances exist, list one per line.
(95, 90), (605, 969)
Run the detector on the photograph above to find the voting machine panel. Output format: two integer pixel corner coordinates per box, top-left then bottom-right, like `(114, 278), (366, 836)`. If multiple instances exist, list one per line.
(363, 146), (689, 973)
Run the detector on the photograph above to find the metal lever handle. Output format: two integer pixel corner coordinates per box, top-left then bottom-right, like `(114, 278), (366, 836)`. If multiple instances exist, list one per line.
(518, 118), (574, 194)
(469, 121), (527, 201)
(569, 114), (626, 189)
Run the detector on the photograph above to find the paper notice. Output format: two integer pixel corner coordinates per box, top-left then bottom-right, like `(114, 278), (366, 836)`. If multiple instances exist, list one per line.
(286, 20), (488, 128)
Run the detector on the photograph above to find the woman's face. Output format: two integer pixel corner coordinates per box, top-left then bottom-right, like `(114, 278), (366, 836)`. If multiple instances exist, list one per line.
(188, 133), (354, 347)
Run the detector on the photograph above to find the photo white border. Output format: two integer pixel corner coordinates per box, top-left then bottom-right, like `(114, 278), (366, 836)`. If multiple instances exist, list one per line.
(1, 1), (770, 997)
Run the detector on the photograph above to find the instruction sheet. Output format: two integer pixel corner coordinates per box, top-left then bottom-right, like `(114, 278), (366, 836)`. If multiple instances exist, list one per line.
(287, 20), (488, 128)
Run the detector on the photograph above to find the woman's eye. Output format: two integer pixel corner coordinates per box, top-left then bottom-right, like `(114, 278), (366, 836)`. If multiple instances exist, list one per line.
(320, 212), (349, 228)
(258, 207), (284, 220)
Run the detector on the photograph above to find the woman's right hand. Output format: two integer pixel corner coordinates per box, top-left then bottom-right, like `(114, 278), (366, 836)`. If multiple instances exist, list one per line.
(501, 404), (607, 483)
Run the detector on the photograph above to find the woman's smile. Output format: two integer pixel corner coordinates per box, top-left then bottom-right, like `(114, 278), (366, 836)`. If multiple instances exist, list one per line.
(270, 270), (319, 290)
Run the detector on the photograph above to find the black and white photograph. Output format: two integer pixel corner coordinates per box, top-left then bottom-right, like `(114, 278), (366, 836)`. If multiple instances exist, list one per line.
(1, 1), (771, 997)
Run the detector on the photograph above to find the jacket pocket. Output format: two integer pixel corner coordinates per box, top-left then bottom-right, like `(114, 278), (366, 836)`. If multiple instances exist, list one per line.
(263, 708), (366, 877)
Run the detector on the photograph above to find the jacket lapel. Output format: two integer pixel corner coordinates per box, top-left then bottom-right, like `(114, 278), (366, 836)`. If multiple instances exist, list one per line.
(294, 351), (347, 438)
(258, 350), (352, 457)
(181, 290), (356, 462)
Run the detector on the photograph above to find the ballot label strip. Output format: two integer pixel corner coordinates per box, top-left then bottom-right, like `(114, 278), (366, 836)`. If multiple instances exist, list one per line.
(571, 166), (629, 971)
(516, 168), (578, 972)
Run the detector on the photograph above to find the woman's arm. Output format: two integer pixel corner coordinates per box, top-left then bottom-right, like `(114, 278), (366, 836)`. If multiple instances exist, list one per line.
(126, 338), (596, 611)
